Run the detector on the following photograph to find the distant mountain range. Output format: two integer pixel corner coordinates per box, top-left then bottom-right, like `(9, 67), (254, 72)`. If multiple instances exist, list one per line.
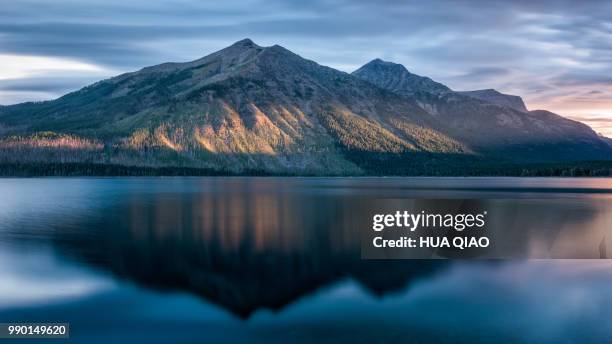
(0, 38), (610, 175)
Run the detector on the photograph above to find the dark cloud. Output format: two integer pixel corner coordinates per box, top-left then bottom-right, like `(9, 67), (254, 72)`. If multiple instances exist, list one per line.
(448, 67), (514, 87)
(1, 1), (609, 70)
(0, 0), (611, 135)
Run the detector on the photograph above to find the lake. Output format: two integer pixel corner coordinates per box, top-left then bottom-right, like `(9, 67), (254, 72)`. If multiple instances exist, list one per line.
(1, 177), (612, 343)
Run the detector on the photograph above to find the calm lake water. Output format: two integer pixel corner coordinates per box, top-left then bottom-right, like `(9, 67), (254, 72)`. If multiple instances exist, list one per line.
(1, 177), (612, 343)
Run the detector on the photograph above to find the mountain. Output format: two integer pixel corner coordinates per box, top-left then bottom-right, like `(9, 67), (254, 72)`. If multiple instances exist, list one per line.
(458, 89), (528, 112)
(0, 40), (610, 175)
(352, 59), (451, 95)
(0, 39), (469, 175)
(353, 59), (611, 162)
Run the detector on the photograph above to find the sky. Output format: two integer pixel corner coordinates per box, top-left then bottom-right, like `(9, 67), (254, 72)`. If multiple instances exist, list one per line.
(1, 0), (611, 136)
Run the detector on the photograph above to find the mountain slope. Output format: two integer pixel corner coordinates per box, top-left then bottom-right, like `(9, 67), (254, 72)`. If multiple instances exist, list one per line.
(0, 39), (467, 174)
(353, 59), (611, 162)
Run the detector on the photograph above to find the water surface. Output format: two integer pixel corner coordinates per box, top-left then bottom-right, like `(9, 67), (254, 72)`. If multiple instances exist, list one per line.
(1, 177), (612, 343)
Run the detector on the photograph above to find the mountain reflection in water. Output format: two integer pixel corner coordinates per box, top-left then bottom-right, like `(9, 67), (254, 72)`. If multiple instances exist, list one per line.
(1, 177), (612, 343)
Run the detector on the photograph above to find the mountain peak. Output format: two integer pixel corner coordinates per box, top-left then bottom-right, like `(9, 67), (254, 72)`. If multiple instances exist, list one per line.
(363, 58), (409, 72)
(353, 59), (451, 95)
(230, 38), (260, 49)
(267, 44), (292, 54)
(209, 38), (263, 57)
(481, 88), (499, 93)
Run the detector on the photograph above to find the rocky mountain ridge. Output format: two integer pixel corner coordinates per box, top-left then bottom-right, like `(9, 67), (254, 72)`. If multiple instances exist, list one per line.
(0, 39), (610, 175)
(458, 89), (528, 112)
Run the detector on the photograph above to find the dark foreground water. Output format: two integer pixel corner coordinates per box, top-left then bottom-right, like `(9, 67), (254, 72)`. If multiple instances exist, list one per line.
(1, 177), (612, 343)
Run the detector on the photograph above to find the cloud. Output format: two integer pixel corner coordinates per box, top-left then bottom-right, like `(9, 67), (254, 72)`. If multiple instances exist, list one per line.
(0, 53), (117, 103)
(568, 116), (612, 124)
(0, 0), (610, 133)
(0, 54), (112, 80)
